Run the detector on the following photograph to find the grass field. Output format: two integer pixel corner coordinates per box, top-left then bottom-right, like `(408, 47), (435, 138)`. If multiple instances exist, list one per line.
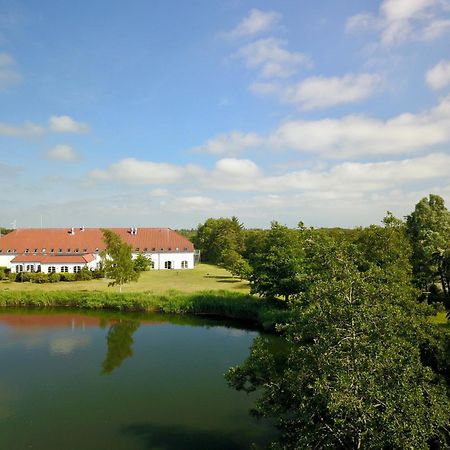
(0, 264), (250, 294)
(430, 311), (449, 328)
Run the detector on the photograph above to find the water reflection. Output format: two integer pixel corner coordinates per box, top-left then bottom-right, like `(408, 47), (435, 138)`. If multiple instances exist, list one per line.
(101, 320), (140, 374)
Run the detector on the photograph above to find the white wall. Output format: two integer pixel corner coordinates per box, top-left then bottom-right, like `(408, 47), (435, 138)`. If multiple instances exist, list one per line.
(0, 255), (14, 268)
(133, 252), (195, 270)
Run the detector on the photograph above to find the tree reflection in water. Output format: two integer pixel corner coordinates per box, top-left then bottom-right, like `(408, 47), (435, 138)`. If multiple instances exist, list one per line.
(101, 320), (140, 374)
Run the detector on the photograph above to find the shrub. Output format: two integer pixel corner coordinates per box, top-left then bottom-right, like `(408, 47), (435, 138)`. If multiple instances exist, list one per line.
(48, 273), (61, 283)
(91, 268), (105, 279)
(15, 272), (32, 282)
(76, 267), (93, 281)
(0, 267), (5, 280)
(31, 273), (48, 284)
(60, 273), (76, 282)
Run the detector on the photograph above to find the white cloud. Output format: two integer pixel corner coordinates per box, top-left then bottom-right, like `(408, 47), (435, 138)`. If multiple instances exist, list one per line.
(0, 121), (44, 137)
(235, 38), (312, 78)
(224, 9), (281, 39)
(44, 144), (81, 162)
(90, 158), (203, 185)
(257, 153), (450, 193)
(252, 73), (383, 110)
(193, 131), (263, 155)
(270, 94), (450, 157)
(149, 188), (169, 197)
(191, 95), (450, 159)
(346, 0), (450, 44)
(0, 52), (21, 91)
(49, 115), (89, 133)
(163, 196), (219, 213)
(426, 60), (450, 90)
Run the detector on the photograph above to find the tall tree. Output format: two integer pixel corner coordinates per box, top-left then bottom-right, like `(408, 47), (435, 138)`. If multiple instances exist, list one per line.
(193, 216), (245, 265)
(101, 229), (139, 291)
(249, 222), (307, 301)
(227, 240), (450, 449)
(406, 194), (450, 301)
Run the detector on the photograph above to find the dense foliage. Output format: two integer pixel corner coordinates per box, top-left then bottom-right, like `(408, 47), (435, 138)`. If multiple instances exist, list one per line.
(101, 229), (139, 291)
(407, 194), (450, 304)
(227, 229), (450, 449)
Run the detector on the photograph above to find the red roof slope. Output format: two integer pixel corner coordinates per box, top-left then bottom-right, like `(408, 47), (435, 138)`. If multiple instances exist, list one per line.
(0, 228), (194, 255)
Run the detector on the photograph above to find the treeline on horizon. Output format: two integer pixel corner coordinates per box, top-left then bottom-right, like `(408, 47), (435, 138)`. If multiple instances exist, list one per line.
(192, 194), (450, 449)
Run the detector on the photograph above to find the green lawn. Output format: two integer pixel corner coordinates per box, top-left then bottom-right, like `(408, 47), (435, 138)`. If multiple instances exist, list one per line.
(0, 264), (250, 294)
(430, 311), (449, 328)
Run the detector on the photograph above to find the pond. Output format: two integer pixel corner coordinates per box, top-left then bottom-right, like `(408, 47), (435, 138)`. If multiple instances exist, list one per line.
(0, 308), (276, 450)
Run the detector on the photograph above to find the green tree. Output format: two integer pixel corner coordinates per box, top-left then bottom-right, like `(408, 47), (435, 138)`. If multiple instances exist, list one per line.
(227, 241), (450, 449)
(406, 194), (450, 300)
(193, 216), (245, 266)
(101, 229), (139, 291)
(134, 253), (151, 272)
(249, 222), (307, 301)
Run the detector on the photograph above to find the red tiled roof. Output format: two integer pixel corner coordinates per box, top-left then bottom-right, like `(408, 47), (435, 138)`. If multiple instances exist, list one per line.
(0, 228), (194, 255)
(11, 254), (96, 264)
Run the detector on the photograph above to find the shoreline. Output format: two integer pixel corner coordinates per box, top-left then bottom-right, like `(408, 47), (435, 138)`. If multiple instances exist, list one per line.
(0, 289), (289, 331)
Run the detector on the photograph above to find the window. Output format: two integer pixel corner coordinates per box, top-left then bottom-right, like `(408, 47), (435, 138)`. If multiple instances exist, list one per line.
(168, 247), (172, 251)
(144, 247), (148, 252)
(160, 248), (164, 251)
(74, 249), (79, 253)
(83, 248), (87, 252)
(135, 248), (140, 252)
(150, 261), (155, 269)
(34, 249), (38, 253)
(176, 247), (179, 251)
(58, 249), (62, 253)
(50, 249), (54, 253)
(48, 266), (56, 273)
(73, 266), (82, 273)
(181, 260), (188, 269)
(7, 249), (11, 253)
(42, 248), (46, 253)
(16, 265), (23, 273)
(25, 249), (29, 253)
(67, 249), (71, 253)
(37, 265), (41, 272)
(95, 248), (99, 253)
(26, 265), (35, 272)
(184, 247), (188, 251)
(152, 247), (156, 252)
(61, 266), (69, 273)
(164, 261), (172, 269)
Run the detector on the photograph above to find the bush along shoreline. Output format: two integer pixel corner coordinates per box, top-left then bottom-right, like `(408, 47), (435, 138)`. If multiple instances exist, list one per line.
(0, 290), (289, 331)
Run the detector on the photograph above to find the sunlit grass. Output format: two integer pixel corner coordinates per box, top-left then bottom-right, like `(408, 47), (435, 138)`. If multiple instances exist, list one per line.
(0, 263), (250, 294)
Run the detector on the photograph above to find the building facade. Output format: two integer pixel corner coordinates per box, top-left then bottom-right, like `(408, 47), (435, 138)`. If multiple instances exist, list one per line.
(0, 227), (195, 273)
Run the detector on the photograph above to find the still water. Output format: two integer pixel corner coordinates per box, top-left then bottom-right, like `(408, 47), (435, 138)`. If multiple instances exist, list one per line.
(0, 308), (276, 450)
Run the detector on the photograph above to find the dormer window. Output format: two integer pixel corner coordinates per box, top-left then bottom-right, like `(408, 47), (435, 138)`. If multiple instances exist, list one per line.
(25, 249), (29, 253)
(50, 249), (54, 253)
(135, 248), (140, 252)
(168, 247), (172, 251)
(83, 248), (87, 252)
(58, 249), (62, 253)
(67, 248), (71, 252)
(34, 249), (38, 253)
(75, 249), (79, 253)
(42, 248), (46, 253)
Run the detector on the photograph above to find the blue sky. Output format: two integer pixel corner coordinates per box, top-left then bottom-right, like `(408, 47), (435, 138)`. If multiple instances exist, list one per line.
(1, 0), (450, 229)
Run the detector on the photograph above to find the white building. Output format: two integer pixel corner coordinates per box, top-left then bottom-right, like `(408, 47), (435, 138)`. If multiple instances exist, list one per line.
(0, 227), (196, 274)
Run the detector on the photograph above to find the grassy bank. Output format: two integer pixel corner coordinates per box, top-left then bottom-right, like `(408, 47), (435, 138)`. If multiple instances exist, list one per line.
(0, 289), (289, 331)
(0, 264), (250, 294)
